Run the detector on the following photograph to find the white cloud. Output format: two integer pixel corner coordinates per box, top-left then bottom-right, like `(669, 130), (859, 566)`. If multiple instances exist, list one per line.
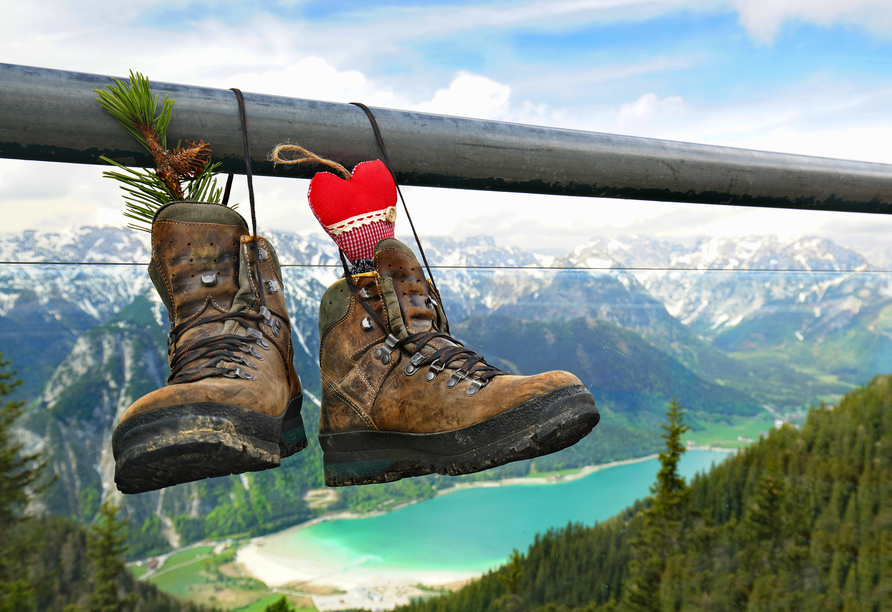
(512, 55), (696, 102)
(731, 0), (892, 43)
(340, 0), (892, 46)
(415, 72), (512, 120)
(222, 57), (403, 106)
(648, 79), (892, 164)
(5, 1), (892, 86)
(0, 160), (122, 233)
(2, 1), (892, 258)
(614, 93), (686, 136)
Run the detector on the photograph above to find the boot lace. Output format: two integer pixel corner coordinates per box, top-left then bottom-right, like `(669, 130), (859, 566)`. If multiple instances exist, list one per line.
(167, 309), (275, 384)
(389, 329), (504, 396)
(340, 252), (504, 396)
(342, 105), (499, 395)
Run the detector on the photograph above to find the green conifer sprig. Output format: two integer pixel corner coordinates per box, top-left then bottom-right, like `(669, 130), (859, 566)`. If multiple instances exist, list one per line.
(94, 71), (227, 232)
(101, 158), (223, 232)
(95, 70), (173, 153)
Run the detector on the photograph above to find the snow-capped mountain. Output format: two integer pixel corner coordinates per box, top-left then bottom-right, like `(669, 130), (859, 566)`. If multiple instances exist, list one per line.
(560, 236), (892, 345)
(5, 227), (891, 406)
(4, 225), (892, 553)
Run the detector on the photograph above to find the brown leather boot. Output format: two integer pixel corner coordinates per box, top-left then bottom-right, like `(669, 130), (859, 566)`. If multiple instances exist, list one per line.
(112, 202), (306, 494)
(318, 238), (599, 486)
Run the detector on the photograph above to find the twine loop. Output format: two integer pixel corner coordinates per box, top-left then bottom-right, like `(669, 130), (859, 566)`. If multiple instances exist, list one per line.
(269, 143), (351, 180)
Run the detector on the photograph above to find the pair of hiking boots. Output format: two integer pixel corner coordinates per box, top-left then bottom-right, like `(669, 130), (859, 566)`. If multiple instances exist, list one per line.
(112, 201), (600, 494)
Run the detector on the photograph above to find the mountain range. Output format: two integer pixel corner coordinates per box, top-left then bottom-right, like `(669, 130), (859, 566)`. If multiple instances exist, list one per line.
(4, 226), (891, 554)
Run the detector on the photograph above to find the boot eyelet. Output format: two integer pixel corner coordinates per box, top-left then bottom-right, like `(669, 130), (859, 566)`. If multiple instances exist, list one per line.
(425, 360), (444, 382)
(260, 306), (282, 338)
(231, 355), (259, 370)
(224, 367), (254, 381)
(247, 328), (270, 350)
(238, 342), (264, 360)
(361, 317), (373, 330)
(404, 352), (424, 376)
(467, 379), (486, 396)
(359, 287), (371, 299)
(446, 370), (467, 389)
(374, 334), (399, 364)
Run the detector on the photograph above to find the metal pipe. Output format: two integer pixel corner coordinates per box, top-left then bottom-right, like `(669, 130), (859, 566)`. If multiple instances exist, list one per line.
(1, 62), (890, 214)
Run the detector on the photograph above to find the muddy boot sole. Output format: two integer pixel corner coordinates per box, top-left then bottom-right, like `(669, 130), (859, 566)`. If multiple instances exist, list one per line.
(320, 385), (599, 487)
(113, 396), (306, 494)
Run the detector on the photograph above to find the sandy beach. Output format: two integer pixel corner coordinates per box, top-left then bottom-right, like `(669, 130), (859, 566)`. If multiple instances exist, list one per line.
(237, 533), (480, 610)
(236, 451), (734, 610)
(235, 460), (621, 609)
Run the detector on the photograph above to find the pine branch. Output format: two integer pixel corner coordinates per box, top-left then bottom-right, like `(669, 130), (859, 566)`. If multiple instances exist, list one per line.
(95, 71), (227, 231)
(94, 70), (172, 155)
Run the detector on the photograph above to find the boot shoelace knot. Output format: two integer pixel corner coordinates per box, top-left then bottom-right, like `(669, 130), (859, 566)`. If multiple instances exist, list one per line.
(166, 307), (280, 384)
(375, 329), (504, 397)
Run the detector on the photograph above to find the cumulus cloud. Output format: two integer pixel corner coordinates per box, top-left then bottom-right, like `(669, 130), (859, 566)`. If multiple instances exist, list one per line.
(414, 72), (512, 120)
(222, 57), (403, 107)
(231, 62), (549, 126)
(613, 93), (685, 136)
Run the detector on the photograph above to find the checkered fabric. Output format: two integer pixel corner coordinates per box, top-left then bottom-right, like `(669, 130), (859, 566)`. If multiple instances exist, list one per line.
(335, 220), (396, 263)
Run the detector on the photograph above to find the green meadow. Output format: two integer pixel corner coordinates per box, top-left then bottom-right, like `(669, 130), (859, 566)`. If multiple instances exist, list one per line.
(684, 413), (777, 448)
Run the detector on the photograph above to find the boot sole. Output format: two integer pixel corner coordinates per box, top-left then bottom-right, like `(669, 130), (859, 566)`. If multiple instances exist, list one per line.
(113, 395), (306, 494)
(320, 385), (599, 487)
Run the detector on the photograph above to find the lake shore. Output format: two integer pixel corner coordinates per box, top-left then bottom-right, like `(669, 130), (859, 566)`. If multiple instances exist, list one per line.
(430, 445), (734, 496)
(435, 454), (661, 494)
(236, 449), (735, 610)
(237, 520), (481, 610)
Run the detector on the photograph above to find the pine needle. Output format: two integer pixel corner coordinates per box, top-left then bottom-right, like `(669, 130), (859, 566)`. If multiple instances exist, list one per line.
(94, 71), (227, 231)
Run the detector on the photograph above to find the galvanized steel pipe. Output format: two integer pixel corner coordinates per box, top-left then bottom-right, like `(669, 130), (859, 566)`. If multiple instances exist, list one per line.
(1, 63), (891, 214)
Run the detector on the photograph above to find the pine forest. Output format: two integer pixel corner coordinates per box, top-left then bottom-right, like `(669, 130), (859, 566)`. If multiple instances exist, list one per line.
(400, 376), (892, 612)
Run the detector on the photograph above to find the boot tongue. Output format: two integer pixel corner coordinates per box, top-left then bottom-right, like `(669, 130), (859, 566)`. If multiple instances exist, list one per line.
(373, 238), (438, 335)
(148, 202), (249, 327)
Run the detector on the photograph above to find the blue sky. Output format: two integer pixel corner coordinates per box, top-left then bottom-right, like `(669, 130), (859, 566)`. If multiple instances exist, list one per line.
(2, 0), (892, 259)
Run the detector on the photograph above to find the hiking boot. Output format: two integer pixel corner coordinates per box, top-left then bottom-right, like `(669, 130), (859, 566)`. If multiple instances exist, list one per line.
(318, 238), (599, 486)
(112, 202), (306, 494)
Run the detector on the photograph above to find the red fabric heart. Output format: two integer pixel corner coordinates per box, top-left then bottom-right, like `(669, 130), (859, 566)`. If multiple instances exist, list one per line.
(308, 160), (397, 262)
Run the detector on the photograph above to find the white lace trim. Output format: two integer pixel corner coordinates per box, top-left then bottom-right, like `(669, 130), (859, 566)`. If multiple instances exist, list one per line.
(325, 206), (397, 236)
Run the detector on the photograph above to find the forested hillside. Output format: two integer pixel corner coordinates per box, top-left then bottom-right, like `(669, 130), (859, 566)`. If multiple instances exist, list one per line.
(0, 355), (217, 612)
(4, 513), (218, 612)
(402, 375), (892, 611)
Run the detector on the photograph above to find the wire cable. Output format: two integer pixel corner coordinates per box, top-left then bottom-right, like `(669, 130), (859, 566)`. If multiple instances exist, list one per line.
(0, 261), (888, 274)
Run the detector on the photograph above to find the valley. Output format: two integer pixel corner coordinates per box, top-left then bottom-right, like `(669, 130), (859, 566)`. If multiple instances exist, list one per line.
(2, 227), (890, 607)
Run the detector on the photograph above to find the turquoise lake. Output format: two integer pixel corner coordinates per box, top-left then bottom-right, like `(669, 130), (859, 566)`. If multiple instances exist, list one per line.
(264, 450), (731, 575)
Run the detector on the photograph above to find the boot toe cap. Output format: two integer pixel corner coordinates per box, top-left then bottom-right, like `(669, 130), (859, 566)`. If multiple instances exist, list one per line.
(117, 377), (290, 426)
